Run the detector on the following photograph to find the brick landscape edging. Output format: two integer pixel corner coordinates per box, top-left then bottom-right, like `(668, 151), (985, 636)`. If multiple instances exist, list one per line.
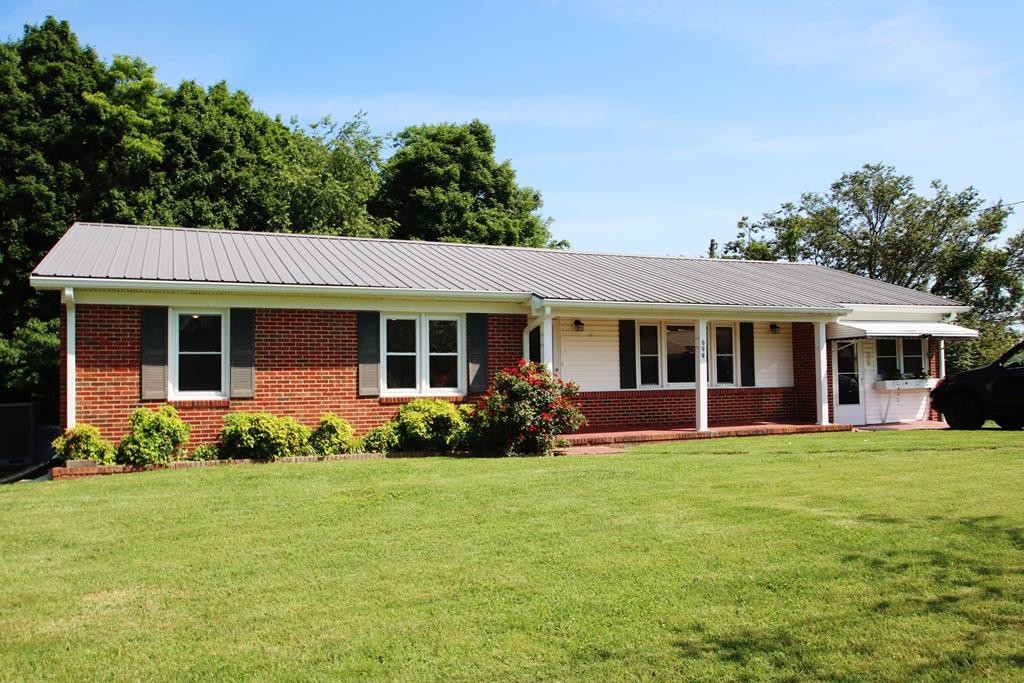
(49, 452), (447, 480)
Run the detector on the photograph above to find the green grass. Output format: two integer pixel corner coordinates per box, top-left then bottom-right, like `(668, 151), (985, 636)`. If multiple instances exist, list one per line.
(2, 430), (1023, 681)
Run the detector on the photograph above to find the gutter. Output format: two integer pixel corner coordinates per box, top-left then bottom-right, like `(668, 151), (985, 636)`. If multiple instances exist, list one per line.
(29, 276), (532, 304)
(534, 297), (851, 317)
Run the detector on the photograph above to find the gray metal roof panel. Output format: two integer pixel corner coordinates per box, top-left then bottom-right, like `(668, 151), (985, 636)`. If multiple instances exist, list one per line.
(30, 222), (962, 309)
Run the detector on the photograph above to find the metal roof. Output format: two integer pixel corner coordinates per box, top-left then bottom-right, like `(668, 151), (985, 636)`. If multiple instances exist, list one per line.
(31, 222), (963, 310)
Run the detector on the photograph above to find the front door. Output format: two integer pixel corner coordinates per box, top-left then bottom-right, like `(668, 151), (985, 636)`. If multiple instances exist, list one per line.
(834, 340), (866, 425)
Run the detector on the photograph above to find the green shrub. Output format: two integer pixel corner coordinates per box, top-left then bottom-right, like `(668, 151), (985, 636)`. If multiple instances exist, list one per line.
(189, 443), (221, 461)
(51, 423), (114, 464)
(360, 422), (400, 453)
(472, 360), (586, 455)
(219, 412), (312, 461)
(309, 413), (356, 457)
(393, 398), (469, 452)
(116, 405), (192, 465)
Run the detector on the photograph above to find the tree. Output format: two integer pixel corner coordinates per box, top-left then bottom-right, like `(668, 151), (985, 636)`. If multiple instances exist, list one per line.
(371, 120), (555, 247)
(723, 164), (1022, 371)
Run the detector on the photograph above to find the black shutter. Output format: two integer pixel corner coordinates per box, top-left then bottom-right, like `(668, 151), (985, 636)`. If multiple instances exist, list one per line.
(618, 320), (637, 389)
(357, 311), (380, 396)
(467, 313), (489, 393)
(140, 307), (168, 400)
(230, 309), (255, 398)
(528, 327), (541, 363)
(740, 322), (755, 387)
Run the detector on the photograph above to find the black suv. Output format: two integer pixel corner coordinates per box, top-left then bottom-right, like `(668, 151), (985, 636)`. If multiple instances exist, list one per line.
(930, 341), (1024, 429)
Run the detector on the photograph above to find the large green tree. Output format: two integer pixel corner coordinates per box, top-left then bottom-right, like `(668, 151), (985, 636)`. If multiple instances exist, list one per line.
(723, 164), (1023, 371)
(371, 120), (556, 247)
(0, 19), (563, 417)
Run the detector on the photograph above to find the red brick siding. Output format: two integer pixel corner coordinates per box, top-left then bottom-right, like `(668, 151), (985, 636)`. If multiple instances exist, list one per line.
(575, 386), (798, 430)
(791, 322), (821, 423)
(71, 306), (525, 445)
(487, 314), (527, 383)
(928, 338), (941, 420)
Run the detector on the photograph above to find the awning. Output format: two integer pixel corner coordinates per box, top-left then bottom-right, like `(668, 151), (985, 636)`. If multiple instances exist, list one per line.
(827, 320), (978, 340)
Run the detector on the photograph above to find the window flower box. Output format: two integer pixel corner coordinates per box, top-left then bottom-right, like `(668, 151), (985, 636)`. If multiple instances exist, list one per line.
(874, 378), (939, 391)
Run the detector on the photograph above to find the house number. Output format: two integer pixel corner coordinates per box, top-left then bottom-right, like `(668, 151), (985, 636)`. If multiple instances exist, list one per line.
(700, 339), (707, 359)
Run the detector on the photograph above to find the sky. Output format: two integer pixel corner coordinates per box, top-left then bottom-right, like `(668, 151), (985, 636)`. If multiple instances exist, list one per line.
(3, 0), (1022, 256)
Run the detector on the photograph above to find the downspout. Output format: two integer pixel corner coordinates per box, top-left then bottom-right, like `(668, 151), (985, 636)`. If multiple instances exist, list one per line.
(938, 339), (946, 378)
(62, 287), (76, 428)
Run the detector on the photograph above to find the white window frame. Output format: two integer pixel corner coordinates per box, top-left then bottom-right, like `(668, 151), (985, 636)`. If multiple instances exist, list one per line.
(875, 337), (927, 376)
(168, 308), (230, 400)
(633, 320), (700, 389)
(636, 323), (661, 387)
(710, 323), (739, 387)
(380, 313), (466, 396)
(664, 323), (698, 387)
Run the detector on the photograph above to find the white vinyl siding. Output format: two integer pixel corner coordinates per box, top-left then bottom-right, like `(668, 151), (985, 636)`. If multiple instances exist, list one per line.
(555, 319), (620, 391)
(862, 339), (932, 423)
(557, 318), (795, 391)
(753, 321), (793, 388)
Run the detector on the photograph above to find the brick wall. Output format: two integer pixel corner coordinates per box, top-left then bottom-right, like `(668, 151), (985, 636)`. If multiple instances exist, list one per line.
(69, 304), (832, 443)
(575, 386), (798, 430)
(72, 306), (526, 445)
(928, 337), (941, 420)
(791, 322), (821, 423)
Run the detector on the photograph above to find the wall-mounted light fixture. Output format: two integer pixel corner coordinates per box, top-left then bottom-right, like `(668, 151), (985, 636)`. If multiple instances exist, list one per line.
(573, 319), (585, 332)
(769, 323), (781, 335)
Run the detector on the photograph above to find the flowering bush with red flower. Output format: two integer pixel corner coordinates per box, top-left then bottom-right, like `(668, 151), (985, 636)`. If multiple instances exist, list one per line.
(471, 360), (586, 455)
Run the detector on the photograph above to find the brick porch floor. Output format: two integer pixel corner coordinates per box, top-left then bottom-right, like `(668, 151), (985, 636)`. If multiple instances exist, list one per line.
(563, 422), (852, 447)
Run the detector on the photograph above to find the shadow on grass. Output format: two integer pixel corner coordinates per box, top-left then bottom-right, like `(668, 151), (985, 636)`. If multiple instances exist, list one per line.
(670, 515), (1024, 679)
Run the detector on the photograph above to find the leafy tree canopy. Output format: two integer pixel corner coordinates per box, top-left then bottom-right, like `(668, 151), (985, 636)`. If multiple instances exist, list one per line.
(0, 18), (561, 415)
(371, 120), (556, 247)
(722, 164), (1023, 371)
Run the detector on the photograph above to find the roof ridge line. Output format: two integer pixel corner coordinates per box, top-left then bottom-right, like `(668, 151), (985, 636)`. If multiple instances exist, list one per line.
(68, 222), (816, 265)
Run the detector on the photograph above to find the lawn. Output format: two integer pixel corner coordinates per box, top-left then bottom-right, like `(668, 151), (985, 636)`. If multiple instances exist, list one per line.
(1, 430), (1023, 681)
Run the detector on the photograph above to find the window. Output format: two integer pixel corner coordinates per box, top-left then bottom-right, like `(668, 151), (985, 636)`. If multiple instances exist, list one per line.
(713, 325), (736, 385)
(666, 325), (696, 383)
(382, 314), (464, 394)
(631, 322), (728, 388)
(875, 338), (926, 377)
(902, 338), (924, 375)
(638, 325), (660, 385)
(876, 339), (899, 376)
(171, 310), (227, 397)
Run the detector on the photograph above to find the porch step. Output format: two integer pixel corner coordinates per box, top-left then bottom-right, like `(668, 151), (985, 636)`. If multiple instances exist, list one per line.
(564, 422), (852, 447)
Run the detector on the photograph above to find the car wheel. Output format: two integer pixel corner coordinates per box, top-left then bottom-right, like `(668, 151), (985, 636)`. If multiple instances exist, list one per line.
(942, 394), (985, 430)
(994, 418), (1024, 430)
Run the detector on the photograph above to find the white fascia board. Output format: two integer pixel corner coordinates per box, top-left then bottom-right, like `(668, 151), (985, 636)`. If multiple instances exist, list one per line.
(537, 298), (848, 320)
(31, 277), (532, 313)
(68, 288), (531, 315)
(30, 276), (532, 302)
(839, 304), (971, 323)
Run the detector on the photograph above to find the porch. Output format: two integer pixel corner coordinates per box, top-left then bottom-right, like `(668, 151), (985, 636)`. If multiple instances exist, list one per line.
(563, 421), (852, 447)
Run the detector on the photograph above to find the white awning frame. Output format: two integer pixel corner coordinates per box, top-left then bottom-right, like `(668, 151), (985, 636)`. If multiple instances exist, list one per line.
(826, 320), (979, 340)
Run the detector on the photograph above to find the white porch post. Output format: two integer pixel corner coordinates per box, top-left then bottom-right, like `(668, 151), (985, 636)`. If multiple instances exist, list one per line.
(63, 287), (76, 428)
(696, 319), (709, 432)
(938, 339), (946, 378)
(815, 320), (829, 425)
(540, 307), (554, 372)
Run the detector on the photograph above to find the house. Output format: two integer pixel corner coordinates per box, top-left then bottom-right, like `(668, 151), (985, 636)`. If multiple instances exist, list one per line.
(31, 222), (979, 444)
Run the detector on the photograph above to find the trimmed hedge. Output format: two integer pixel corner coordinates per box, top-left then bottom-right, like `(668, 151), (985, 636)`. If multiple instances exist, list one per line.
(219, 412), (313, 461)
(309, 413), (356, 457)
(52, 423), (114, 464)
(116, 406), (192, 465)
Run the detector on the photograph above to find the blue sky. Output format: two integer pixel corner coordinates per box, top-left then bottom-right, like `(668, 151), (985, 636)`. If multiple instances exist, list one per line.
(3, 1), (1022, 255)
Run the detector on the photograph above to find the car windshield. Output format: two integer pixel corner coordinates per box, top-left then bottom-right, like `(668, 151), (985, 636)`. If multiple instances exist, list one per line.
(1000, 343), (1024, 369)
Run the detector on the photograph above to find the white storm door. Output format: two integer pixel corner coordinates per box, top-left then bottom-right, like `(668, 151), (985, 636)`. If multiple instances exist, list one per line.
(834, 340), (867, 425)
